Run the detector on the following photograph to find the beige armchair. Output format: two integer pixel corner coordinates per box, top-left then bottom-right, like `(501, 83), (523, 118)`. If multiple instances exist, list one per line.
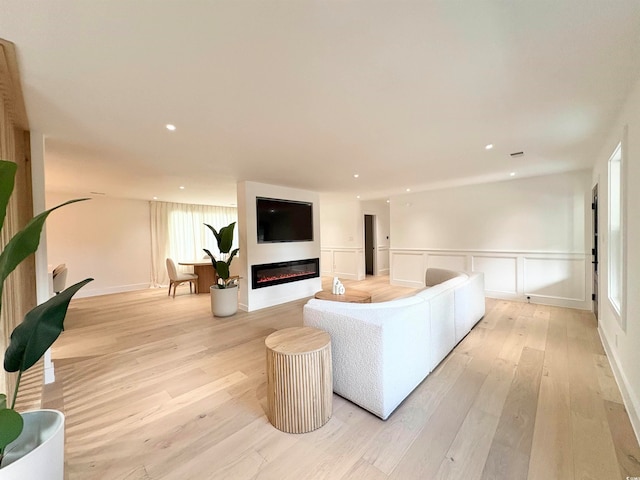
(166, 258), (198, 297)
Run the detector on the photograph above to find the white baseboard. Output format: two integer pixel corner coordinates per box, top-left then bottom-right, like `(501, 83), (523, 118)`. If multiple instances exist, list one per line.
(74, 283), (151, 298)
(485, 291), (591, 310)
(598, 326), (640, 446)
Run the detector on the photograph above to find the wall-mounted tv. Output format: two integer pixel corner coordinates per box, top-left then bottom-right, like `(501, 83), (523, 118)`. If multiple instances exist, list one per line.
(256, 197), (313, 243)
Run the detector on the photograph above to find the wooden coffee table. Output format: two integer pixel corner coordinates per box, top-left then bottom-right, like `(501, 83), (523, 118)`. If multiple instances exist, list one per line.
(314, 289), (372, 303)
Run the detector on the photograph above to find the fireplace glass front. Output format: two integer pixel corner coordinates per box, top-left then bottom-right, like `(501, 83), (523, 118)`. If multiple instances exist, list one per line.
(251, 258), (320, 289)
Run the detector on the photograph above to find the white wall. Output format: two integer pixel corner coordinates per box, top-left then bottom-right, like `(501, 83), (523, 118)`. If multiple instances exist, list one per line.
(45, 192), (151, 297)
(592, 74), (640, 441)
(319, 195), (364, 279)
(237, 181), (321, 311)
(389, 170), (592, 309)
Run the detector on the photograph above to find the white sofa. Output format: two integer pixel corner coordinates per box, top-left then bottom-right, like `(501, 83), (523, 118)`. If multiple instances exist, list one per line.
(302, 268), (485, 420)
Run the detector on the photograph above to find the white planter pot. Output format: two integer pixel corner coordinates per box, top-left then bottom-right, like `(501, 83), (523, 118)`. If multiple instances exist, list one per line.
(210, 285), (239, 317)
(0, 409), (64, 480)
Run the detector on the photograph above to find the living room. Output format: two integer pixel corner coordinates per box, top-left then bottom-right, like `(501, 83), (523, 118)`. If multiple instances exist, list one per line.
(1, 1), (640, 478)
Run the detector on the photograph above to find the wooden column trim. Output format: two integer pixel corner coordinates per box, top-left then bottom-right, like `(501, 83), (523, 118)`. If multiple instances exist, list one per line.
(0, 36), (35, 402)
(0, 39), (29, 130)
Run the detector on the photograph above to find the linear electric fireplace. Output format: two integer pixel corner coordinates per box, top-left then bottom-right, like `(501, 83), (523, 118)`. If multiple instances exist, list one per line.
(251, 258), (320, 289)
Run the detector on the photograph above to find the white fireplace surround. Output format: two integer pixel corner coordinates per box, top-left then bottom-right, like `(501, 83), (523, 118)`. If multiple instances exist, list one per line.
(237, 181), (322, 312)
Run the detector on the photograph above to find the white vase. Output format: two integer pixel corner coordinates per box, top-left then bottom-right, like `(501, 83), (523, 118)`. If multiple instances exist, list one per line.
(210, 284), (239, 317)
(0, 409), (64, 480)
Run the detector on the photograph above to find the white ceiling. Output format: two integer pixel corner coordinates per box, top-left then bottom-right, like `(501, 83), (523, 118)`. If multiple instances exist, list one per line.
(1, 1), (639, 206)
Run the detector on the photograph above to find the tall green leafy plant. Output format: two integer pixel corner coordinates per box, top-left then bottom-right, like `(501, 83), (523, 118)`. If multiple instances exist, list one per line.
(203, 222), (239, 289)
(0, 160), (92, 466)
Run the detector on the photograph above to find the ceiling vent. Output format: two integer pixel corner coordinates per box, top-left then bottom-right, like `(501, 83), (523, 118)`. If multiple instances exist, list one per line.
(510, 151), (524, 158)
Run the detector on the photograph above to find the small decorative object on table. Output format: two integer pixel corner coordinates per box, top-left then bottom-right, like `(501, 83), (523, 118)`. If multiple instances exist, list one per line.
(332, 277), (345, 295)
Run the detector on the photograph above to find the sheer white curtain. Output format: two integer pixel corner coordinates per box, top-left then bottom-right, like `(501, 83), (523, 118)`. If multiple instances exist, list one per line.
(150, 201), (238, 287)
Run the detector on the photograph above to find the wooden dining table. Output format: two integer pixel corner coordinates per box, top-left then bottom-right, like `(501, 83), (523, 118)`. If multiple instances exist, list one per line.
(178, 260), (217, 294)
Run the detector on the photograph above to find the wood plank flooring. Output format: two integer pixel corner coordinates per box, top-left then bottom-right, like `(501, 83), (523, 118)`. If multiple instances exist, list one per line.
(31, 276), (640, 479)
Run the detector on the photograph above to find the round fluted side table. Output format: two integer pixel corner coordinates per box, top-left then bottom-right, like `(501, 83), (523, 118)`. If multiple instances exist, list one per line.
(265, 327), (332, 433)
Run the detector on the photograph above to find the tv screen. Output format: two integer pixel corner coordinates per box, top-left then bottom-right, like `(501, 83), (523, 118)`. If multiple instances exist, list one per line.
(256, 197), (313, 243)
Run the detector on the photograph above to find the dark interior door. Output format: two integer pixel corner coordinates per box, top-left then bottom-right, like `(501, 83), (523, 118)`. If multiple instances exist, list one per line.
(592, 184), (599, 319)
(365, 215), (374, 275)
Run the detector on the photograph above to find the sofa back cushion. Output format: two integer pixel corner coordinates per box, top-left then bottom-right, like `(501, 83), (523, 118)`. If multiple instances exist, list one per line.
(416, 274), (467, 300)
(425, 268), (468, 287)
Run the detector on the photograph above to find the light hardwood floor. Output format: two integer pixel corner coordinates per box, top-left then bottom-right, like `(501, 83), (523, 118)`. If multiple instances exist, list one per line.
(32, 276), (640, 479)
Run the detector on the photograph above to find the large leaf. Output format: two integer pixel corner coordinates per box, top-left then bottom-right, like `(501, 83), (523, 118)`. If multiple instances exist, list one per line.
(217, 222), (236, 253)
(205, 222), (235, 254)
(0, 160), (17, 234)
(0, 198), (89, 306)
(0, 408), (23, 450)
(203, 248), (217, 268)
(204, 224), (222, 249)
(214, 260), (229, 280)
(4, 278), (93, 373)
(227, 248), (239, 266)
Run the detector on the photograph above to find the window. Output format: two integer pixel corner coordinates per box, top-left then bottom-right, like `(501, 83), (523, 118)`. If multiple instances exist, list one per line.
(607, 140), (625, 325)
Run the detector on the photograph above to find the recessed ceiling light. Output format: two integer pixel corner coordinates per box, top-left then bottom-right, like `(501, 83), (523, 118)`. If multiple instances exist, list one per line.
(353, 174), (359, 178)
(356, 195), (360, 199)
(153, 196), (158, 200)
(386, 199), (390, 203)
(485, 144), (493, 150)
(406, 188), (411, 192)
(510, 172), (516, 177)
(179, 186), (185, 190)
(166, 124), (176, 131)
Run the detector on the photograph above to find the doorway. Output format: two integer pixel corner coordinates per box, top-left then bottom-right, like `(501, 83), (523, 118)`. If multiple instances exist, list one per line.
(592, 184), (599, 319)
(364, 214), (375, 276)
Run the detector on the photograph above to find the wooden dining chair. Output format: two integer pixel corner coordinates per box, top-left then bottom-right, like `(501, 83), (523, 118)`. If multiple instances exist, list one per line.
(166, 258), (198, 297)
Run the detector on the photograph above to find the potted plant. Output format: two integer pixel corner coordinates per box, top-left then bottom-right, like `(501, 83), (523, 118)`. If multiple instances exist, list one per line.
(0, 160), (92, 479)
(203, 222), (239, 317)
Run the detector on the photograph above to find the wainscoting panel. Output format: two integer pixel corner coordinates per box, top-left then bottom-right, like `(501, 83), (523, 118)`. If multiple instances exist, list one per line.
(472, 255), (518, 294)
(389, 248), (590, 309)
(377, 246), (390, 275)
(427, 254), (467, 271)
(320, 248), (364, 280)
(334, 250), (358, 278)
(320, 250), (334, 276)
(524, 256), (586, 301)
(390, 251), (426, 288)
